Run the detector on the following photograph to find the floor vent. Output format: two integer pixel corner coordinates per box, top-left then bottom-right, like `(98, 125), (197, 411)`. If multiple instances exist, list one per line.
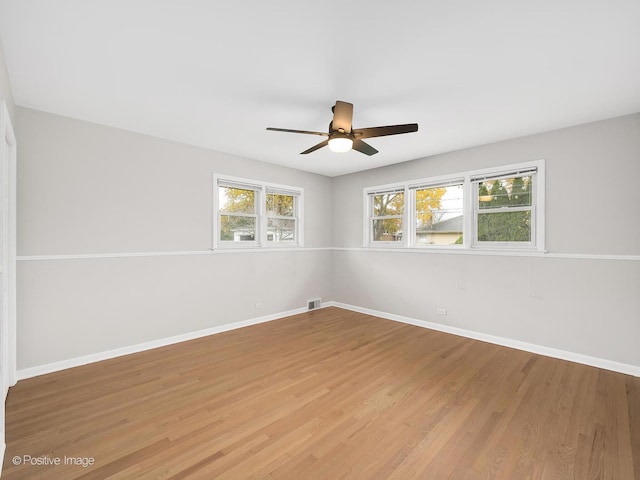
(307, 298), (322, 310)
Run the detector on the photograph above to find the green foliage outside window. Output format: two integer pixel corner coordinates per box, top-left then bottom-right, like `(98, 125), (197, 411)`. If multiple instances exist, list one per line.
(477, 176), (532, 242)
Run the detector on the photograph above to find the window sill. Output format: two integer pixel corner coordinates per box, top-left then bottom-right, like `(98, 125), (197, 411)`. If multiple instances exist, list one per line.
(356, 245), (548, 257)
(212, 245), (315, 254)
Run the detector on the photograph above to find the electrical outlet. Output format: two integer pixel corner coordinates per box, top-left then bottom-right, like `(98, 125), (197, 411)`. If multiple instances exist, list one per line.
(255, 302), (263, 310)
(437, 308), (447, 316)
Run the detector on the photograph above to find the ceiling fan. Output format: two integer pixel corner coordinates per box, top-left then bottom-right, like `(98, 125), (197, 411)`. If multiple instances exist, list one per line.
(266, 101), (418, 156)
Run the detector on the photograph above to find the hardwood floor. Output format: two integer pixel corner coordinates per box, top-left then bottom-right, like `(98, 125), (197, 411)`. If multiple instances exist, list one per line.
(3, 307), (639, 479)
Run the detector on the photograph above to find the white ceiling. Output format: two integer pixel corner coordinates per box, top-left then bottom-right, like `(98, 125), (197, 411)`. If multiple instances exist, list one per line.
(1, 1), (639, 177)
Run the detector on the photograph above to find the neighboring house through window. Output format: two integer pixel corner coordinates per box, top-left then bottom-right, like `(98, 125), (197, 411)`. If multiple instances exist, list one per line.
(413, 181), (464, 246)
(215, 175), (303, 248)
(364, 160), (545, 251)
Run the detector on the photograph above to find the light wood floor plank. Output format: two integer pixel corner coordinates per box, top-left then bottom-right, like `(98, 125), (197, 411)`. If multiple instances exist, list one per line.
(2, 307), (638, 479)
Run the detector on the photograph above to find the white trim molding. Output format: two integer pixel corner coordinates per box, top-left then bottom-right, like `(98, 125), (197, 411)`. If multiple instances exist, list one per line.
(15, 302), (639, 381)
(16, 247), (640, 262)
(1, 99), (17, 478)
(332, 247), (640, 261)
(213, 173), (304, 250)
(16, 305), (318, 381)
(17, 247), (332, 262)
(363, 159), (546, 252)
(327, 302), (640, 377)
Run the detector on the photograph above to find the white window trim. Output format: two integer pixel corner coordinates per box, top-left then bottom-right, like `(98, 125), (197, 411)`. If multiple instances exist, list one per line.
(363, 160), (545, 252)
(362, 184), (408, 247)
(469, 160), (544, 251)
(266, 187), (303, 245)
(409, 177), (465, 249)
(213, 174), (304, 249)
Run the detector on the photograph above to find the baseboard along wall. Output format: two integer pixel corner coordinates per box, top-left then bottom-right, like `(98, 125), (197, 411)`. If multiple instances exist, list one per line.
(329, 302), (640, 378)
(16, 306), (309, 381)
(16, 302), (640, 381)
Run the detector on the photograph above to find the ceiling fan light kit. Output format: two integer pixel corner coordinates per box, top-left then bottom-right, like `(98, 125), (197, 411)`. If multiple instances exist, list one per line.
(328, 135), (353, 153)
(267, 101), (418, 156)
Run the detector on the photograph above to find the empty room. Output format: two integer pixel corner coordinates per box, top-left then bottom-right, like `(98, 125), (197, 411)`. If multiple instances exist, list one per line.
(0, 1), (639, 479)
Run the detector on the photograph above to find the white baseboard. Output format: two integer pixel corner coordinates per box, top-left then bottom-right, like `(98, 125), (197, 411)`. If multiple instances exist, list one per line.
(327, 302), (640, 377)
(15, 301), (640, 381)
(16, 306), (312, 381)
(1, 385), (6, 476)
(0, 440), (5, 477)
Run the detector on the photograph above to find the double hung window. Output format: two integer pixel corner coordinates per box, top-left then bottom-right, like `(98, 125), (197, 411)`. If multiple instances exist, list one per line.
(368, 188), (405, 243)
(218, 182), (260, 244)
(411, 180), (464, 246)
(364, 160), (544, 251)
(215, 175), (303, 248)
(266, 189), (298, 243)
(472, 168), (537, 247)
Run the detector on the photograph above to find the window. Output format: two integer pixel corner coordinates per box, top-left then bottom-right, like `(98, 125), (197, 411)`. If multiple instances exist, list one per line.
(218, 184), (259, 244)
(368, 188), (405, 244)
(364, 160), (545, 251)
(472, 169), (536, 247)
(215, 175), (303, 248)
(266, 190), (298, 243)
(412, 181), (464, 246)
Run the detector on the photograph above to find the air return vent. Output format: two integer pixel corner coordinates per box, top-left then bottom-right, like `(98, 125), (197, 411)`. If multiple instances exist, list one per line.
(307, 298), (322, 310)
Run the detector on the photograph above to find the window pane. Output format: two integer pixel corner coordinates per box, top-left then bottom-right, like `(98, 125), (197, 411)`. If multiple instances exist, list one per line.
(415, 184), (463, 246)
(219, 187), (256, 214)
(372, 218), (403, 242)
(477, 211), (531, 242)
(268, 218), (296, 242)
(219, 215), (256, 242)
(478, 176), (533, 210)
(373, 192), (404, 216)
(267, 193), (295, 217)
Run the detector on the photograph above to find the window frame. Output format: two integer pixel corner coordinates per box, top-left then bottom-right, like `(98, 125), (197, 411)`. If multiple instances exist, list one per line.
(365, 186), (408, 246)
(363, 160), (545, 252)
(217, 181), (261, 247)
(266, 188), (300, 245)
(214, 174), (304, 249)
(469, 163), (544, 250)
(409, 178), (465, 248)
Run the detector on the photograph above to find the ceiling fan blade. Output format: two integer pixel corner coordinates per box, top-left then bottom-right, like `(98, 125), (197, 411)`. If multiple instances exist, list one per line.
(352, 139), (378, 156)
(331, 101), (353, 133)
(300, 139), (329, 154)
(354, 123), (418, 139)
(267, 127), (328, 137)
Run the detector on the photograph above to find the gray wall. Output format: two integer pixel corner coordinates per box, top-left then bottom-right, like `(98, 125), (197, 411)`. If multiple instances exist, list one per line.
(0, 35), (14, 123)
(333, 114), (640, 255)
(18, 251), (332, 368)
(15, 107), (640, 372)
(16, 107), (334, 369)
(332, 114), (640, 368)
(17, 108), (333, 255)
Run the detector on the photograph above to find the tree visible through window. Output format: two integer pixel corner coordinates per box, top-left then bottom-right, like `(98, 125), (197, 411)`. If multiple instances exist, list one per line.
(219, 186), (258, 242)
(476, 174), (533, 243)
(215, 176), (302, 248)
(267, 193), (296, 243)
(364, 161), (544, 250)
(414, 184), (462, 246)
(371, 191), (404, 242)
